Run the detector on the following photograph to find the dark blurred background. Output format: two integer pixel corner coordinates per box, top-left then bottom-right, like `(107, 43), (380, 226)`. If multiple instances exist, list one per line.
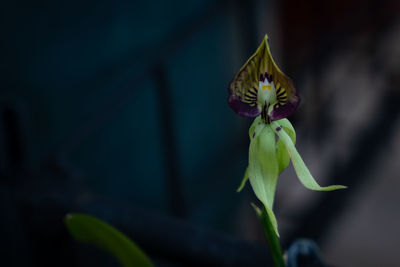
(1, 0), (400, 266)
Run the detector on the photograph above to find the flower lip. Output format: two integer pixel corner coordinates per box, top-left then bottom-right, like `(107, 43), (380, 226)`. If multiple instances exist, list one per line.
(228, 34), (300, 122)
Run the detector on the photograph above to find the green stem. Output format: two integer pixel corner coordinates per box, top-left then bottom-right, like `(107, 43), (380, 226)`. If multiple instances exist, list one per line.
(258, 207), (285, 267)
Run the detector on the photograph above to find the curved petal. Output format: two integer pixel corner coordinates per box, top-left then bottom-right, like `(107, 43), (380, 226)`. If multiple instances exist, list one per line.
(274, 119), (296, 174)
(271, 121), (346, 191)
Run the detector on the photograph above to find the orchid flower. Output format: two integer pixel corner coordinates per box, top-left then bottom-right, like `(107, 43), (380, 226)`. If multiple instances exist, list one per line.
(229, 35), (346, 236)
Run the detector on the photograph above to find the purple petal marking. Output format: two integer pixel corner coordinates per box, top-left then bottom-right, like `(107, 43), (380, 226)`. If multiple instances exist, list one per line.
(228, 95), (261, 118)
(269, 94), (300, 121)
(265, 73), (273, 83)
(259, 73), (273, 83)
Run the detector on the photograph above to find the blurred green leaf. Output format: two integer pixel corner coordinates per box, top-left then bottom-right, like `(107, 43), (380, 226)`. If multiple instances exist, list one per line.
(65, 213), (153, 267)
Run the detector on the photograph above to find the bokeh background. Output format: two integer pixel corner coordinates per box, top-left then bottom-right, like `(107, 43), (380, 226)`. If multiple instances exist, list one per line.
(1, 0), (400, 266)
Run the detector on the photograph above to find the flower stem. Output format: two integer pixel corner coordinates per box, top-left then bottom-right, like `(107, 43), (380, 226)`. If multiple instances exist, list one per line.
(258, 207), (285, 267)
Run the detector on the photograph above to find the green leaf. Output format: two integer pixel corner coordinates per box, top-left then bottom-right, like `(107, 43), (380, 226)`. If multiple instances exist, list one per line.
(248, 125), (280, 236)
(275, 119), (296, 174)
(237, 167), (249, 192)
(271, 121), (347, 191)
(65, 213), (153, 267)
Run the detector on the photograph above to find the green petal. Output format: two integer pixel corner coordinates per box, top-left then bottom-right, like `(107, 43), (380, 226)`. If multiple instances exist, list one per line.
(276, 118), (296, 142)
(248, 125), (280, 235)
(271, 121), (346, 191)
(275, 119), (296, 174)
(248, 115), (263, 140)
(236, 167), (249, 192)
(237, 116), (265, 193)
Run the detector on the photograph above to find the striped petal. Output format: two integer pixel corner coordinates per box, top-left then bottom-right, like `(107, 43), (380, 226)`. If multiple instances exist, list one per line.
(228, 34), (300, 120)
